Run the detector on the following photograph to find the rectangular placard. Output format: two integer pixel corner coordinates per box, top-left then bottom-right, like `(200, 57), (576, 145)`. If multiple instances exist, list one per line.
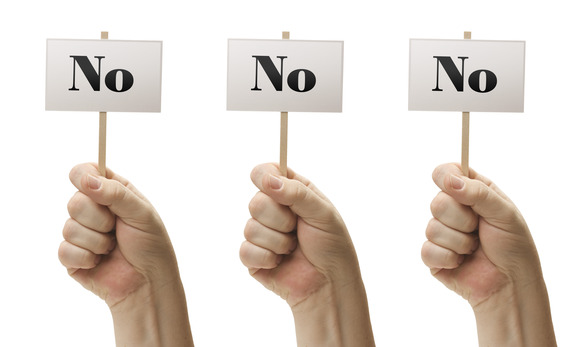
(46, 39), (163, 112)
(227, 39), (344, 112)
(409, 39), (525, 112)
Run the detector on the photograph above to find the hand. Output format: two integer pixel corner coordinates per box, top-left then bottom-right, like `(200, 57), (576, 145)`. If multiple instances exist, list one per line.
(239, 163), (374, 347)
(421, 163), (556, 346)
(58, 163), (193, 346)
(240, 163), (359, 306)
(58, 163), (177, 306)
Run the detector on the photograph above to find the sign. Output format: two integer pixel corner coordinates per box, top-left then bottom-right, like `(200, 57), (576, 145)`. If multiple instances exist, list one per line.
(409, 39), (525, 112)
(227, 39), (344, 112)
(46, 39), (163, 112)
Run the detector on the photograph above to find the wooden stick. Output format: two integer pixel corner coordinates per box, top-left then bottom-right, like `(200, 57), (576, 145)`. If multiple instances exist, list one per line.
(279, 31), (290, 177)
(461, 31), (471, 177)
(461, 111), (470, 177)
(99, 111), (107, 176)
(280, 111), (288, 176)
(99, 31), (108, 176)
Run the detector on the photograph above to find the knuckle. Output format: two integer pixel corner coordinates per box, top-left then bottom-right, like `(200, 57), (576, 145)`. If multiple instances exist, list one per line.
(260, 249), (277, 268)
(95, 236), (112, 255)
(243, 219), (257, 241)
(248, 193), (266, 216)
(430, 192), (449, 217)
(425, 219), (439, 241)
(100, 215), (116, 233)
(62, 219), (76, 241)
(66, 192), (85, 218)
(463, 215), (479, 233)
(79, 251), (94, 269)
(420, 241), (433, 264)
(92, 207), (115, 232)
(110, 182), (128, 204)
(278, 235), (295, 254)
(57, 241), (70, 265)
(459, 236), (476, 254)
(293, 183), (309, 205)
(238, 241), (252, 265)
(443, 249), (458, 267)
(69, 165), (82, 183)
(475, 182), (491, 202)
(279, 215), (296, 233)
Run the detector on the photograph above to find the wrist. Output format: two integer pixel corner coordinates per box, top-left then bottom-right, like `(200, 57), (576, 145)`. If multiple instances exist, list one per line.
(110, 275), (193, 347)
(291, 276), (375, 347)
(473, 276), (556, 347)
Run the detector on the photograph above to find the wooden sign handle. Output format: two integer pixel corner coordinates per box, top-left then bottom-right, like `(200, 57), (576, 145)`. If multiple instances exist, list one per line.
(461, 31), (471, 177)
(461, 111), (470, 177)
(279, 31), (290, 177)
(99, 31), (108, 177)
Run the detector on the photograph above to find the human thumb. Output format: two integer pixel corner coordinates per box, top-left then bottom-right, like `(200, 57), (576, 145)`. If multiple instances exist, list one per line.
(82, 174), (159, 231)
(444, 174), (520, 230)
(263, 174), (341, 231)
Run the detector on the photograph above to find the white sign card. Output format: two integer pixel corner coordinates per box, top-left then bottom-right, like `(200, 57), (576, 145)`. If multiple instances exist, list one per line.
(409, 39), (525, 112)
(227, 39), (344, 112)
(46, 39), (163, 112)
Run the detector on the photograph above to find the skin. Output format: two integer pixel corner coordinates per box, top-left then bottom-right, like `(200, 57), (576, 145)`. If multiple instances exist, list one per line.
(239, 163), (375, 347)
(58, 163), (194, 347)
(421, 163), (556, 347)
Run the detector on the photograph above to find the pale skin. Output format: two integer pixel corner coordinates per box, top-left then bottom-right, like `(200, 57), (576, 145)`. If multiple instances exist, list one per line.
(421, 163), (556, 346)
(239, 163), (375, 347)
(58, 163), (194, 347)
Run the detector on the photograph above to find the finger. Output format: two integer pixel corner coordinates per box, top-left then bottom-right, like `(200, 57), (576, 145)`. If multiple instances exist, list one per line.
(432, 164), (520, 230)
(239, 240), (282, 270)
(444, 175), (520, 229)
(69, 163), (150, 204)
(69, 163), (158, 229)
(425, 218), (479, 255)
(58, 240), (102, 270)
(70, 163), (122, 190)
(244, 218), (297, 255)
(430, 191), (478, 232)
(432, 163), (489, 192)
(250, 164), (339, 228)
(76, 173), (160, 231)
(250, 163), (330, 203)
(467, 167), (512, 203)
(432, 163), (469, 191)
(421, 240), (464, 270)
(249, 192), (296, 232)
(67, 192), (116, 232)
(433, 163), (512, 203)
(62, 219), (116, 255)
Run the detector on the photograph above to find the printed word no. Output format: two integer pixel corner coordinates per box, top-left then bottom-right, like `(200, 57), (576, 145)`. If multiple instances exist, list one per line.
(69, 56), (134, 93)
(251, 56), (316, 93)
(433, 56), (497, 93)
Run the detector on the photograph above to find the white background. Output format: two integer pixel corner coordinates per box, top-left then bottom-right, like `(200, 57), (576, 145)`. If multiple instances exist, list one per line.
(0, 0), (575, 346)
